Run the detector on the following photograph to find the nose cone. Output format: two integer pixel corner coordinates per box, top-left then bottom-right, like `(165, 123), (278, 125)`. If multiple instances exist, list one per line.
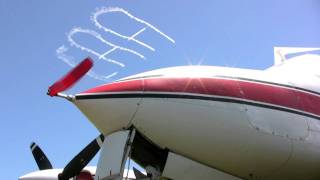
(74, 80), (144, 135)
(19, 169), (62, 180)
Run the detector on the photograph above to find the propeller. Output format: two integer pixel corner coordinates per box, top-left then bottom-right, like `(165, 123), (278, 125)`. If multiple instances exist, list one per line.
(30, 142), (53, 170)
(58, 134), (104, 180)
(36, 57), (100, 179)
(47, 57), (93, 97)
(30, 134), (104, 180)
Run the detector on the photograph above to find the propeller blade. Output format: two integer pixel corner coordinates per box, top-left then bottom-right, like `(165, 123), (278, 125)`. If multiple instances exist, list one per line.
(58, 134), (104, 180)
(47, 57), (93, 97)
(30, 142), (53, 170)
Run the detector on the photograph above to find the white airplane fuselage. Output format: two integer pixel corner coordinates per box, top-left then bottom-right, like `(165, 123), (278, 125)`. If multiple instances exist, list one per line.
(73, 55), (320, 180)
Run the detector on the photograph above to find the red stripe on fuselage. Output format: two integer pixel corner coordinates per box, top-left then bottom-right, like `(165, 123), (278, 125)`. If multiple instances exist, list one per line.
(82, 77), (320, 117)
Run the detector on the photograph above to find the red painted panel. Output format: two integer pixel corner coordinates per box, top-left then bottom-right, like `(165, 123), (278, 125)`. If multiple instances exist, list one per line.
(80, 77), (320, 116)
(82, 79), (144, 94)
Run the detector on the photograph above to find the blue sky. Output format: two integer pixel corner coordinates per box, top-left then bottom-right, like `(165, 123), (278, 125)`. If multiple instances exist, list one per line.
(1, 0), (319, 179)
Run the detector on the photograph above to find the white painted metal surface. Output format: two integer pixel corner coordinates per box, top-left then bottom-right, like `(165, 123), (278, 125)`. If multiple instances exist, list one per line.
(74, 98), (141, 135)
(18, 168), (137, 180)
(19, 167), (96, 180)
(133, 98), (291, 179)
(95, 131), (130, 180)
(19, 169), (64, 180)
(162, 152), (242, 180)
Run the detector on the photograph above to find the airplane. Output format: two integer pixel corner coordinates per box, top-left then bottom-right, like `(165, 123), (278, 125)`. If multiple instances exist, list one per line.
(20, 47), (320, 180)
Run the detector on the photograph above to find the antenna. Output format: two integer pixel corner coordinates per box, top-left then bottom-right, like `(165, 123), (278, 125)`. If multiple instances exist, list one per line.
(273, 47), (320, 65)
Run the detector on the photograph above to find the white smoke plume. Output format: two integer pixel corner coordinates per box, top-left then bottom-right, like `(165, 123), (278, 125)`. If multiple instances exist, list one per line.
(56, 6), (175, 82)
(56, 45), (117, 81)
(91, 6), (175, 49)
(67, 27), (145, 65)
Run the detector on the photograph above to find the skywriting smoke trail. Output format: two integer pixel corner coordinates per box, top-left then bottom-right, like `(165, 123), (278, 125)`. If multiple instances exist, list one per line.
(56, 6), (175, 81)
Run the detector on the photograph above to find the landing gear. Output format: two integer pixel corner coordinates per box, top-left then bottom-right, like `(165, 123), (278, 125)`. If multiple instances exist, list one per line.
(94, 129), (169, 180)
(95, 128), (243, 180)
